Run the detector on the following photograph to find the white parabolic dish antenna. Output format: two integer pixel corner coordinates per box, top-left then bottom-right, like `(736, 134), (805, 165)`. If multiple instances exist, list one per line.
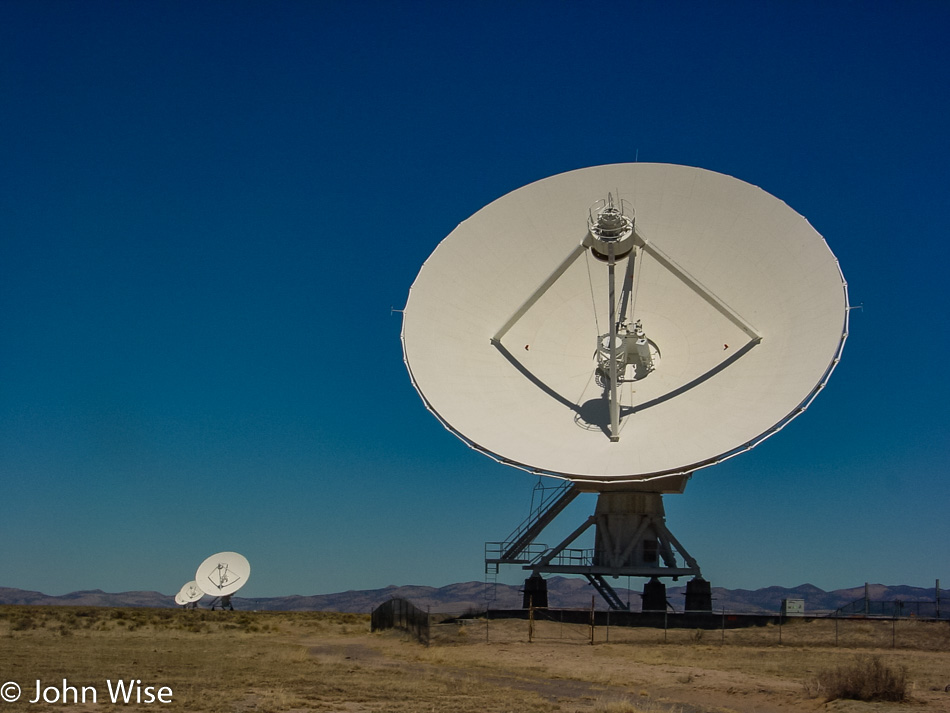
(402, 163), (848, 486)
(195, 552), (250, 597)
(177, 580), (204, 604)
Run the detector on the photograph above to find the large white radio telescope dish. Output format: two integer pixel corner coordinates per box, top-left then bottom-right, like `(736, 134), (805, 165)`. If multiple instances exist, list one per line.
(195, 551), (250, 597)
(402, 163), (848, 486)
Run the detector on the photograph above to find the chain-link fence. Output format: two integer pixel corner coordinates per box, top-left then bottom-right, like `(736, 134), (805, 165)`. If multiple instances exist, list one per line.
(835, 598), (942, 618)
(481, 608), (950, 649)
(370, 598), (429, 645)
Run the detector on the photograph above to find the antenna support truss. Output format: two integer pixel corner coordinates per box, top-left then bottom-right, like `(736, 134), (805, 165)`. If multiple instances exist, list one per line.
(486, 486), (708, 611)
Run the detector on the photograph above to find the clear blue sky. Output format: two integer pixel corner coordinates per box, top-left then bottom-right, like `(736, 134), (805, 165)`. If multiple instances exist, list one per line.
(1, 1), (948, 599)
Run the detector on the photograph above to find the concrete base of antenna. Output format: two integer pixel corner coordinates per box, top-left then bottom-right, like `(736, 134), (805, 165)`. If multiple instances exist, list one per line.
(522, 572), (548, 608)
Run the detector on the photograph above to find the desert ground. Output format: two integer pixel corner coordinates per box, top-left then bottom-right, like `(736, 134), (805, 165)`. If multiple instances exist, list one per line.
(1, 606), (948, 712)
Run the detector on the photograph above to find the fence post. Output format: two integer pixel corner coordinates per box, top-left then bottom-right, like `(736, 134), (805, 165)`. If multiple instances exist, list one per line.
(528, 596), (535, 644)
(589, 596), (595, 646)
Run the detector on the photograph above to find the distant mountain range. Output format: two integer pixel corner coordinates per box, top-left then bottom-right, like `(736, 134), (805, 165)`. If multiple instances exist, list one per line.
(1, 579), (944, 616)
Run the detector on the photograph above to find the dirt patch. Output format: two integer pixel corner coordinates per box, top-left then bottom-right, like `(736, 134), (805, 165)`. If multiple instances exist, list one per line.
(310, 639), (697, 711)
(330, 622), (950, 713)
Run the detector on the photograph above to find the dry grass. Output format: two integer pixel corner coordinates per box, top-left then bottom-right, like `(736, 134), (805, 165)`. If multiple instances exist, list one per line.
(0, 607), (552, 713)
(1, 606), (949, 712)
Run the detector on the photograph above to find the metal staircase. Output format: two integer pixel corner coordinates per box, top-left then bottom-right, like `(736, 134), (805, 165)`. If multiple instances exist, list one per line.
(585, 574), (630, 611)
(485, 479), (579, 573)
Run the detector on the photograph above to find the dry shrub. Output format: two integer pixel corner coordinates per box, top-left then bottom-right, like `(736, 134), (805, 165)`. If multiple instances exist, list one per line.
(11, 616), (36, 631)
(816, 654), (907, 702)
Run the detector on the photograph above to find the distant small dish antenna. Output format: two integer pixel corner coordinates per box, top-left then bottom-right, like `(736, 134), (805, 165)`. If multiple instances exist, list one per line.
(175, 580), (205, 604)
(402, 163), (848, 611)
(175, 580), (204, 607)
(195, 552), (250, 610)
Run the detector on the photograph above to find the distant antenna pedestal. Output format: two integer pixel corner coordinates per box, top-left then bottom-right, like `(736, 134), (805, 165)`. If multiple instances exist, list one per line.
(212, 595), (235, 611)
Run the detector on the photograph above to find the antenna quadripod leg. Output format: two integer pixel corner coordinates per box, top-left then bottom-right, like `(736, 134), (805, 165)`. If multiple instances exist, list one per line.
(587, 194), (641, 443)
(607, 242), (620, 441)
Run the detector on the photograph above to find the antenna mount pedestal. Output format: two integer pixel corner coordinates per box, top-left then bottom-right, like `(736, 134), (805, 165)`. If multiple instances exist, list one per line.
(487, 484), (709, 611)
